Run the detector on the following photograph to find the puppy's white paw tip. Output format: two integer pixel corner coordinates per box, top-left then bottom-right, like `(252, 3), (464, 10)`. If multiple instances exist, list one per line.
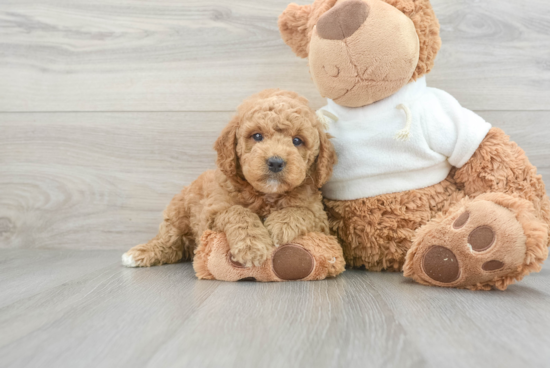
(122, 253), (138, 268)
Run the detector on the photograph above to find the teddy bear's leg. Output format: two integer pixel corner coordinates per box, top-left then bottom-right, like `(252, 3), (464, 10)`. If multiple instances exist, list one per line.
(194, 231), (345, 282)
(455, 127), (550, 233)
(403, 193), (548, 290)
(324, 178), (463, 272)
(404, 128), (550, 290)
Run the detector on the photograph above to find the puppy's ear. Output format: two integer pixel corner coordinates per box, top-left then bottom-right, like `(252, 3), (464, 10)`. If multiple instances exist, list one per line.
(214, 116), (242, 184)
(312, 126), (338, 188)
(278, 3), (313, 58)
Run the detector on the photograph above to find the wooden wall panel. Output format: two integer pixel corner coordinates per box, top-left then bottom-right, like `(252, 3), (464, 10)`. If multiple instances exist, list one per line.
(1, 111), (549, 250)
(0, 0), (548, 112)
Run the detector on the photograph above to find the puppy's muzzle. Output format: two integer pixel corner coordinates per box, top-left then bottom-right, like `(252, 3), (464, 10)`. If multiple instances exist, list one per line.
(267, 156), (286, 173)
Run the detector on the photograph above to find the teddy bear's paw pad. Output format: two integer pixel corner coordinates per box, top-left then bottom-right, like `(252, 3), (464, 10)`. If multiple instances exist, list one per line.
(452, 212), (469, 229)
(468, 226), (496, 251)
(482, 260), (504, 271)
(411, 200), (528, 288)
(272, 244), (314, 280)
(422, 246), (460, 283)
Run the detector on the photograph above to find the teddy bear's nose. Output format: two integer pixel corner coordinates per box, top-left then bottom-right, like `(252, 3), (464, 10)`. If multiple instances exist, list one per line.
(316, 0), (370, 40)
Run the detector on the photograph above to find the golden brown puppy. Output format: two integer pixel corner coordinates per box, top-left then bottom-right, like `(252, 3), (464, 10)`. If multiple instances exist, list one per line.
(122, 89), (337, 268)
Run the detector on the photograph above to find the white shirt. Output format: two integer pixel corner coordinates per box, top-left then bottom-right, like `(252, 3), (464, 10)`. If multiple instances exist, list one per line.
(319, 76), (491, 200)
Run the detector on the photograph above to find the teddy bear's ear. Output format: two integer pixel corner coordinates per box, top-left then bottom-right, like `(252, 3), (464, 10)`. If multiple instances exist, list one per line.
(278, 3), (313, 58)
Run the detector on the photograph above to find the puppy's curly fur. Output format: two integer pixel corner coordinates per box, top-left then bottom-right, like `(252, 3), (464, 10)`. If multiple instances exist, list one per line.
(123, 89), (337, 268)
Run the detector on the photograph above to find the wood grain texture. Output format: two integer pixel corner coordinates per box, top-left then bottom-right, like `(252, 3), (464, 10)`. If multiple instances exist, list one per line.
(0, 249), (548, 368)
(0, 0), (549, 112)
(1, 111), (549, 251)
(0, 249), (121, 308)
(0, 111), (228, 250)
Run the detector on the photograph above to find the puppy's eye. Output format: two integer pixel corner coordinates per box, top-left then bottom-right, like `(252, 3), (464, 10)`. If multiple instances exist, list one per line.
(292, 137), (303, 146)
(252, 133), (263, 142)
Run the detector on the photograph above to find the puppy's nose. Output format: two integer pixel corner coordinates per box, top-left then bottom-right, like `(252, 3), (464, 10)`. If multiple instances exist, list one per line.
(267, 157), (286, 173)
(316, 0), (370, 40)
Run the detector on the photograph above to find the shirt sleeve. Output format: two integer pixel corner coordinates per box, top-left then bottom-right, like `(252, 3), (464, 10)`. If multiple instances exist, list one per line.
(423, 88), (492, 168)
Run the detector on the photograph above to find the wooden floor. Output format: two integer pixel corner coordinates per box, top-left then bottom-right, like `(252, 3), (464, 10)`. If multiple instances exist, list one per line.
(0, 249), (549, 368)
(1, 0), (550, 367)
(0, 250), (550, 368)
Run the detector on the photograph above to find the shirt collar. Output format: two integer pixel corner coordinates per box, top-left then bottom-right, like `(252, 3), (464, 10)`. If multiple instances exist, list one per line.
(325, 76), (427, 121)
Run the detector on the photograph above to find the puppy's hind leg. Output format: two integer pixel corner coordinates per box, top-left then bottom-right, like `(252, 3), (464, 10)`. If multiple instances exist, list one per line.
(122, 219), (189, 267)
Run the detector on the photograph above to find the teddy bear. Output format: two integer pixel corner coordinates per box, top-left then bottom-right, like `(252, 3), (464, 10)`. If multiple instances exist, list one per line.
(278, 0), (550, 290)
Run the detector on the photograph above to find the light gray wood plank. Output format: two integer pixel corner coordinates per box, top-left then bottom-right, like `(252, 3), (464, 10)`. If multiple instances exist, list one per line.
(0, 250), (548, 368)
(0, 250), (220, 368)
(360, 267), (550, 368)
(429, 0), (550, 111)
(1, 111), (550, 251)
(147, 272), (424, 368)
(0, 0), (548, 112)
(0, 249), (121, 308)
(0, 112), (229, 250)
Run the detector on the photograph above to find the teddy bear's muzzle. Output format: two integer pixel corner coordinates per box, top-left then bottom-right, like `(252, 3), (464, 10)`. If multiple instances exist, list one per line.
(309, 0), (420, 107)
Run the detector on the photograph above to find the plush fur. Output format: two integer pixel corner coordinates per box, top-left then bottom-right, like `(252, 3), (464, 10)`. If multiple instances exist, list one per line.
(279, 0), (550, 289)
(123, 89), (337, 268)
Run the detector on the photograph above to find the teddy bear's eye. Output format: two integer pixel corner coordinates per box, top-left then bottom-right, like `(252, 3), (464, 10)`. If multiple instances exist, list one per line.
(293, 137), (303, 146)
(252, 133), (263, 142)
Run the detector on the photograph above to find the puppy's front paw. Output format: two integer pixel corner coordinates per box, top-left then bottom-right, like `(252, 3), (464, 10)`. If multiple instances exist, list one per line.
(229, 231), (274, 268)
(264, 216), (308, 247)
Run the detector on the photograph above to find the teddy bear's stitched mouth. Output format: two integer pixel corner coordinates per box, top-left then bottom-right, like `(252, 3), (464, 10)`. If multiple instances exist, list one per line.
(332, 87), (351, 101)
(331, 77), (409, 102)
(324, 39), (411, 102)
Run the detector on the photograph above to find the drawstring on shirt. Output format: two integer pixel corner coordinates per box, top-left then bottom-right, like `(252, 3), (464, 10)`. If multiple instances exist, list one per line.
(394, 104), (412, 141)
(316, 109), (339, 130)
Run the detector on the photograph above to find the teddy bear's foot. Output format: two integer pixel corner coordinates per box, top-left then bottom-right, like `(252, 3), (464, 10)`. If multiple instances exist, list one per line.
(193, 231), (345, 282)
(403, 193), (548, 290)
